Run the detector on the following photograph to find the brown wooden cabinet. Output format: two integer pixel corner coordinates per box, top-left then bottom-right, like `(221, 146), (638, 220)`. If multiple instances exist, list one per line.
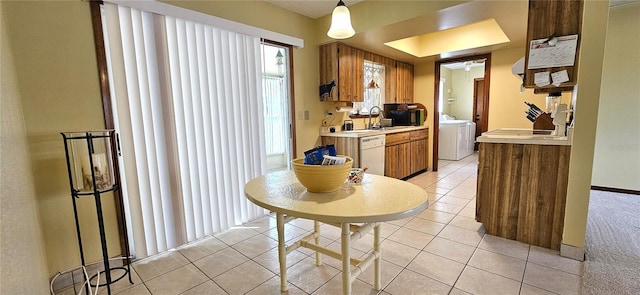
(410, 129), (428, 174)
(322, 128), (428, 180)
(319, 43), (364, 102)
(395, 62), (414, 103)
(384, 129), (427, 179)
(476, 142), (570, 250)
(384, 57), (397, 103)
(383, 60), (414, 103)
(523, 0), (583, 92)
(385, 132), (409, 179)
(320, 42), (414, 103)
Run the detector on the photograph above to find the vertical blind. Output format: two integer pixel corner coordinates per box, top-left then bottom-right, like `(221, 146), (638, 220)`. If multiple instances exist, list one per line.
(103, 3), (268, 259)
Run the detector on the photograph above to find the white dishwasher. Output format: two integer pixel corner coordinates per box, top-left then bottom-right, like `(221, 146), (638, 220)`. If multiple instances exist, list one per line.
(359, 135), (386, 176)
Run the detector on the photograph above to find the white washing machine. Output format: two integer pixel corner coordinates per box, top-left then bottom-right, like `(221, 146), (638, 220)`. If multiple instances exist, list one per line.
(439, 120), (476, 160)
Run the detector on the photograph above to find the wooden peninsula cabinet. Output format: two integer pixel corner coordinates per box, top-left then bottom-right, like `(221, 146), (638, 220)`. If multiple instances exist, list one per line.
(475, 130), (572, 250)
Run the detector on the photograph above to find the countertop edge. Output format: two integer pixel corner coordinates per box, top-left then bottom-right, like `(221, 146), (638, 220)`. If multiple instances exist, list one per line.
(320, 126), (429, 138)
(476, 136), (572, 146)
(477, 128), (572, 146)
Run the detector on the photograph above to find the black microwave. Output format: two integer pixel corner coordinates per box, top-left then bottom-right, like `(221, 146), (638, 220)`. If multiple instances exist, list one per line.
(385, 104), (424, 126)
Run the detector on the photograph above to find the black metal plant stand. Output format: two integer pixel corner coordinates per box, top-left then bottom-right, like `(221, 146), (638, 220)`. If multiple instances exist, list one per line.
(61, 130), (133, 295)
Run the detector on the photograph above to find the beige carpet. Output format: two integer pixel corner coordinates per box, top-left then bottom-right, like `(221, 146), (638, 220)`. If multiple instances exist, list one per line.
(583, 190), (640, 295)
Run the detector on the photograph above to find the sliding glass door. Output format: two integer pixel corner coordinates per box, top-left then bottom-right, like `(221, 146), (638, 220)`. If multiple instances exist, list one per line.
(261, 43), (293, 172)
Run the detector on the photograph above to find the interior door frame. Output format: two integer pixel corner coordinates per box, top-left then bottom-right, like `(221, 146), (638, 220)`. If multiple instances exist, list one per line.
(432, 53), (491, 171)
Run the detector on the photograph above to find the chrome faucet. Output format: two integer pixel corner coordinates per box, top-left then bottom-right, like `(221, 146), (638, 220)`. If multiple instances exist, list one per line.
(368, 106), (384, 129)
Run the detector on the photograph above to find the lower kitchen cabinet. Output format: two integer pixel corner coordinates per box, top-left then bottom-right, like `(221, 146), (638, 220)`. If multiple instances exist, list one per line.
(384, 132), (409, 179)
(385, 142), (410, 179)
(384, 144), (400, 178)
(385, 129), (427, 179)
(321, 127), (429, 180)
(321, 136), (359, 166)
(410, 130), (428, 174)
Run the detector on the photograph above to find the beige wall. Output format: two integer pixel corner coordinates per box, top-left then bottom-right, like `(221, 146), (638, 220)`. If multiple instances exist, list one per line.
(591, 2), (640, 191)
(485, 46), (575, 131)
(3, 0), (122, 275)
(413, 60), (436, 167)
(448, 66), (485, 121)
(563, 0), (610, 250)
(0, 2), (50, 292)
(440, 67), (453, 116)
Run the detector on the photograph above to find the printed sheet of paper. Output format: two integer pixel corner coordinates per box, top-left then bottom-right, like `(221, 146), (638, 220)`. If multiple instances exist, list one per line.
(528, 34), (578, 69)
(551, 70), (570, 86)
(534, 72), (550, 87)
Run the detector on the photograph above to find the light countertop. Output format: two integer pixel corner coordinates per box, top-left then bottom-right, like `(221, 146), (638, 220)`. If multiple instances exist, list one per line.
(477, 128), (572, 146)
(320, 125), (429, 138)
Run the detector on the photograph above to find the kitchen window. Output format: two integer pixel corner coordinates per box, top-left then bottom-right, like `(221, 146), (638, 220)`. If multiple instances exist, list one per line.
(352, 60), (385, 115)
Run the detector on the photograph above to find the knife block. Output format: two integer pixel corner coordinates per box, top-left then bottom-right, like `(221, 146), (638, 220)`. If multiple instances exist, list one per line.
(533, 113), (555, 133)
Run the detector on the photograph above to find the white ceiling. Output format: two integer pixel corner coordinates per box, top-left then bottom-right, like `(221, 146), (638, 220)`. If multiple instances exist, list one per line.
(266, 0), (529, 64)
(266, 0), (364, 19)
(264, 0), (638, 64)
(268, 0), (636, 20)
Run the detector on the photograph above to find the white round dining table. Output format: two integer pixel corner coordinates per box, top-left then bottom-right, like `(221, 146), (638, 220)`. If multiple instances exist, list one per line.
(245, 170), (429, 295)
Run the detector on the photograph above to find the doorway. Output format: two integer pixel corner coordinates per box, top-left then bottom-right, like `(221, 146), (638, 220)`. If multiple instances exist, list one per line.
(473, 77), (488, 150)
(261, 42), (295, 171)
(432, 54), (491, 171)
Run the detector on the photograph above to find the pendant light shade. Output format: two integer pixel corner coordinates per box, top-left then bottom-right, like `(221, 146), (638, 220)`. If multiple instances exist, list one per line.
(327, 0), (355, 39)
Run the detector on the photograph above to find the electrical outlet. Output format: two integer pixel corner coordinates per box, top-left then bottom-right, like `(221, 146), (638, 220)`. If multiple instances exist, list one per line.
(304, 110), (309, 120)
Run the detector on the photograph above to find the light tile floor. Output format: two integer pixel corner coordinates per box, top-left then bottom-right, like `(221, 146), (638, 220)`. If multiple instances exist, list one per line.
(60, 153), (584, 295)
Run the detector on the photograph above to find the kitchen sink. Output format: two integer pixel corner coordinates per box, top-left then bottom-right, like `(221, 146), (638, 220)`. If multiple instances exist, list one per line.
(484, 128), (555, 136)
(370, 126), (409, 131)
(344, 129), (377, 133)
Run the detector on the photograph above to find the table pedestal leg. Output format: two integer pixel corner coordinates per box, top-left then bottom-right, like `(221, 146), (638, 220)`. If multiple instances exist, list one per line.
(314, 221), (322, 266)
(373, 223), (381, 290)
(341, 222), (351, 295)
(276, 213), (288, 292)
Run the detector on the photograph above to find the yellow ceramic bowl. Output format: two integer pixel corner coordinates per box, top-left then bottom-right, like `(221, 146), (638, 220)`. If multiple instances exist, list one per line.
(291, 156), (353, 193)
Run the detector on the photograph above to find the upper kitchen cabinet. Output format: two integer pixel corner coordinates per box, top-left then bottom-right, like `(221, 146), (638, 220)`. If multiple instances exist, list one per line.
(523, 0), (583, 92)
(319, 43), (364, 102)
(383, 57), (397, 104)
(395, 62), (414, 103)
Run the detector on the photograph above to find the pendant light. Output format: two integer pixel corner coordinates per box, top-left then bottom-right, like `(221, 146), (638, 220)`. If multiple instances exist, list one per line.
(327, 0), (355, 39)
